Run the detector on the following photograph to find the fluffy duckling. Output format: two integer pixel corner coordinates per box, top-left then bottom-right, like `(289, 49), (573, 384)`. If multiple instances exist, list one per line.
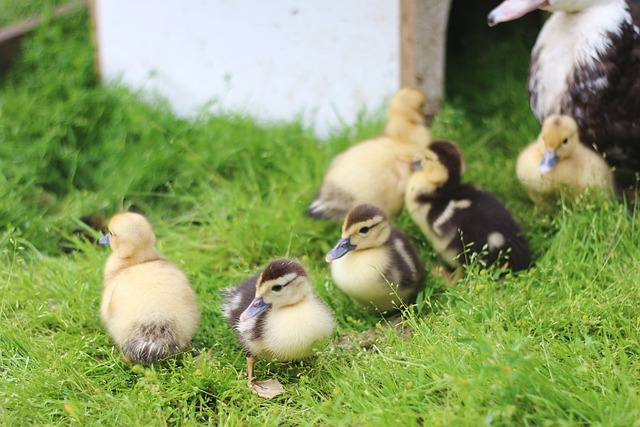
(405, 141), (531, 272)
(516, 114), (615, 207)
(307, 87), (431, 221)
(223, 258), (335, 398)
(325, 204), (424, 313)
(99, 212), (200, 364)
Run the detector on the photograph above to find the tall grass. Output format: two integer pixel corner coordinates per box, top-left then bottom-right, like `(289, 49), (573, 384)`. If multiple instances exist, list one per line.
(1, 5), (638, 426)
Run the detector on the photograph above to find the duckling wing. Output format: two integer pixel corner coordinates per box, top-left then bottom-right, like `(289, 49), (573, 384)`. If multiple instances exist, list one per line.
(387, 229), (425, 297)
(445, 185), (531, 271)
(222, 274), (260, 329)
(574, 147), (616, 192)
(309, 137), (414, 220)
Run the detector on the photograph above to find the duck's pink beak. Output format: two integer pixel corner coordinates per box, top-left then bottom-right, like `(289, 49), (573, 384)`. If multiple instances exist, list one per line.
(487, 0), (550, 27)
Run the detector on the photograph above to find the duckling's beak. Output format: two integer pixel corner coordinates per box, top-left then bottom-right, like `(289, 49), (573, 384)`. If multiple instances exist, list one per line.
(411, 160), (423, 171)
(98, 233), (111, 246)
(240, 297), (271, 321)
(326, 237), (356, 262)
(539, 148), (558, 174)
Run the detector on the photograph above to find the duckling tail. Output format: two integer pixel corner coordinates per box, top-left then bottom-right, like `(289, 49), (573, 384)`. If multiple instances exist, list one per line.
(306, 200), (347, 221)
(306, 187), (354, 221)
(123, 321), (181, 364)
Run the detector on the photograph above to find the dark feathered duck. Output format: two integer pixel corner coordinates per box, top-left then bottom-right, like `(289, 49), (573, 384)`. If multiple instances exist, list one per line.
(325, 203), (425, 313)
(223, 259), (335, 398)
(488, 0), (640, 188)
(405, 141), (532, 272)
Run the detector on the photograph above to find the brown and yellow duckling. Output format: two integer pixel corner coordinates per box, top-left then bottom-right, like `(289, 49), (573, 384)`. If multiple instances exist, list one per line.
(326, 203), (424, 313)
(405, 141), (531, 272)
(307, 87), (431, 221)
(99, 212), (200, 364)
(223, 258), (335, 398)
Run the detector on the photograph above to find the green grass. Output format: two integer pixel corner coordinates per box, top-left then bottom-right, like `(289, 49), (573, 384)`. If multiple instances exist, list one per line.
(1, 6), (639, 426)
(0, 0), (68, 28)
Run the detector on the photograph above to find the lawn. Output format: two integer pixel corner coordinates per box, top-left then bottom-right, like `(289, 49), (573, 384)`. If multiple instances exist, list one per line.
(1, 4), (639, 426)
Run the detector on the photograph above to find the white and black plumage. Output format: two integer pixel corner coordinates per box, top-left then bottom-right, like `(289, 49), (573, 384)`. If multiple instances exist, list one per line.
(99, 212), (200, 364)
(405, 141), (532, 272)
(223, 259), (335, 398)
(325, 204), (425, 313)
(488, 0), (640, 187)
(307, 87), (431, 221)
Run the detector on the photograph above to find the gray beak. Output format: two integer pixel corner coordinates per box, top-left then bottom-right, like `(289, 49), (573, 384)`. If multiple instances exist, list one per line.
(539, 148), (558, 174)
(326, 237), (356, 262)
(98, 233), (111, 246)
(240, 297), (271, 321)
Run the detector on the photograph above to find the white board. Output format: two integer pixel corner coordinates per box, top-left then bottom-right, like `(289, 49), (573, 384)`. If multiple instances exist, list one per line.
(93, 0), (401, 137)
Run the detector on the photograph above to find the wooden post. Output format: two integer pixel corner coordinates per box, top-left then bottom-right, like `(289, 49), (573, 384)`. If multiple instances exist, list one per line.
(400, 0), (417, 88)
(88, 0), (101, 80)
(401, 0), (453, 122)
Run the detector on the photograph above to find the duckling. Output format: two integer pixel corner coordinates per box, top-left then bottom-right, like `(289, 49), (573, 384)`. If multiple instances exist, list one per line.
(405, 141), (531, 272)
(99, 212), (200, 364)
(307, 87), (431, 221)
(223, 258), (335, 398)
(516, 114), (615, 207)
(325, 203), (424, 313)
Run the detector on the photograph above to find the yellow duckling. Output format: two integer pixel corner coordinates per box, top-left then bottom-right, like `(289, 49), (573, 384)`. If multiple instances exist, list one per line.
(326, 203), (424, 313)
(99, 212), (200, 363)
(223, 258), (335, 398)
(307, 87), (431, 221)
(516, 114), (615, 207)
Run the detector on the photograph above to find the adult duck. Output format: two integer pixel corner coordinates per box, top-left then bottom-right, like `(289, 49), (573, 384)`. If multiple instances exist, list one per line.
(488, 0), (640, 187)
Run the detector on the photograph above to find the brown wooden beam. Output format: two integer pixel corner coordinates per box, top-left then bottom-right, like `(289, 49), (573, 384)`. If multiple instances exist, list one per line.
(400, 0), (453, 122)
(400, 0), (417, 88)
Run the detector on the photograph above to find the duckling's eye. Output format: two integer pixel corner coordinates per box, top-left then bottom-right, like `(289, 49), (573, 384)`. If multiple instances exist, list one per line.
(359, 226), (370, 234)
(562, 138), (569, 145)
(272, 285), (283, 292)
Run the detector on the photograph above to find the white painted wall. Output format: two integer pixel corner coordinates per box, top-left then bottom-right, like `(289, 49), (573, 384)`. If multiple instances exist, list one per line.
(94, 0), (401, 137)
